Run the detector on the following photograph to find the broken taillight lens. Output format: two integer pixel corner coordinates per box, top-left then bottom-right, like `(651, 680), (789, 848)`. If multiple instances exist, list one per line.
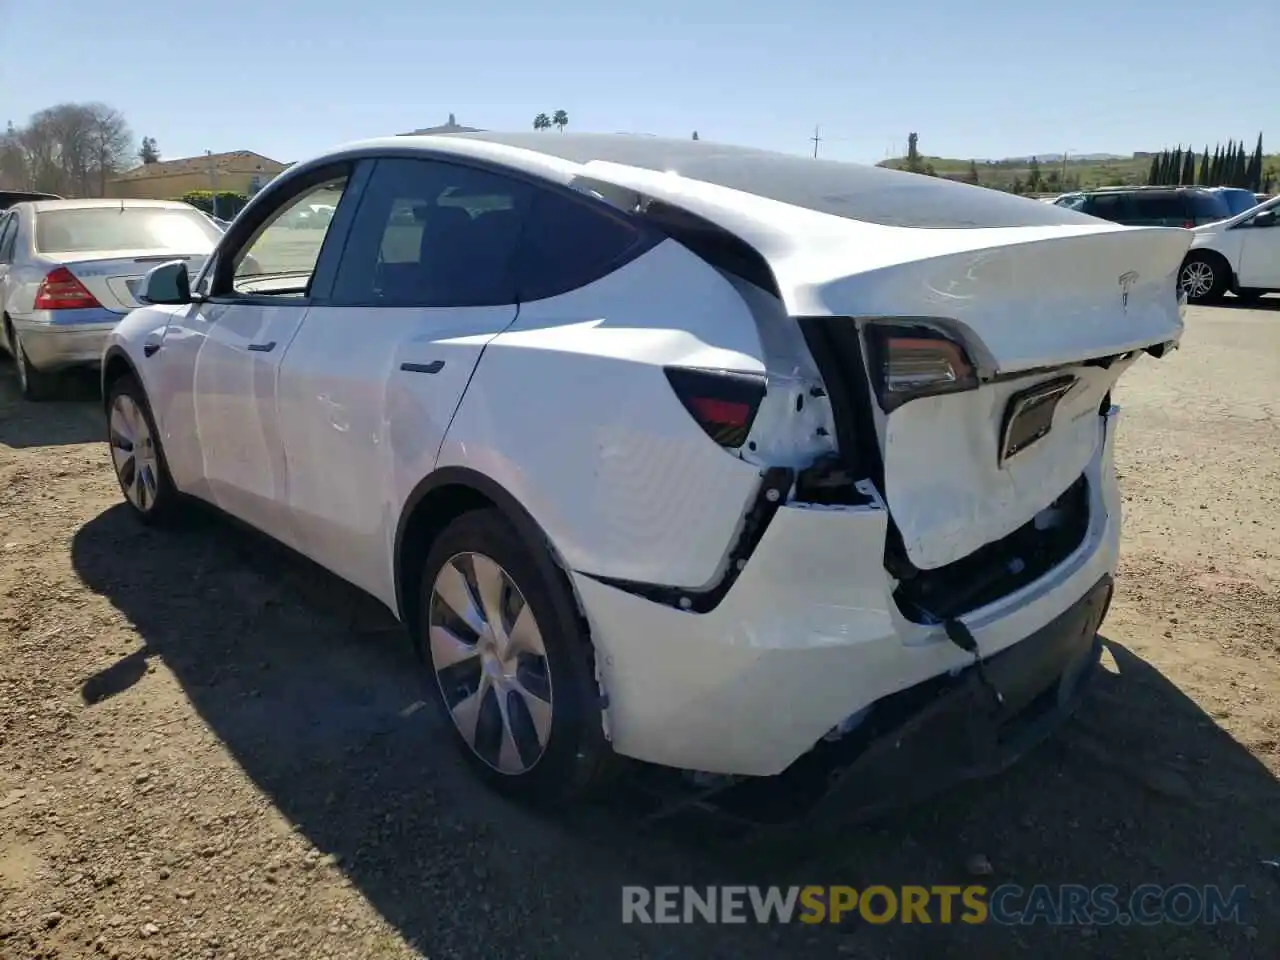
(664, 366), (767, 448)
(864, 322), (978, 412)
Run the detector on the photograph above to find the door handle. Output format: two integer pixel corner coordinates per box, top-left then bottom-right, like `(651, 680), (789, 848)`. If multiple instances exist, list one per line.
(247, 341), (276, 352)
(400, 360), (444, 374)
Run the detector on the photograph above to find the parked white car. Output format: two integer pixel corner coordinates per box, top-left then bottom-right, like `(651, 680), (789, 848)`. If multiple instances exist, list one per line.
(1179, 195), (1280, 303)
(0, 199), (221, 399)
(100, 133), (1188, 812)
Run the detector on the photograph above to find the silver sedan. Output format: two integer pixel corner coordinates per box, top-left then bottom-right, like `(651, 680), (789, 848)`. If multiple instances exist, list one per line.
(0, 198), (222, 400)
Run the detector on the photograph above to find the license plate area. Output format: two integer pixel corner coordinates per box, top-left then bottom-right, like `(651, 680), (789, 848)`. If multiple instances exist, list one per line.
(999, 375), (1076, 464)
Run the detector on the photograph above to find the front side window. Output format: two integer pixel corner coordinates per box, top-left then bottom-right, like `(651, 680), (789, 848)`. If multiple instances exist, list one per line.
(1055, 195), (1086, 212)
(34, 206), (221, 255)
(230, 177), (350, 297)
(330, 158), (531, 308)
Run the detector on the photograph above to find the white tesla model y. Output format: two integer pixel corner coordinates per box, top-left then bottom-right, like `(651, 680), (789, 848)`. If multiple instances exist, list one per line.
(100, 133), (1189, 812)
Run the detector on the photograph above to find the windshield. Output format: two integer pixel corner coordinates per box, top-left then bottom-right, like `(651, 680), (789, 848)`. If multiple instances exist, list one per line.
(35, 206), (222, 254)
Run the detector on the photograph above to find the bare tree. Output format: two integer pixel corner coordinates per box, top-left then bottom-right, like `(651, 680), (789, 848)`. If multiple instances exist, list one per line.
(0, 121), (27, 189)
(7, 102), (134, 197)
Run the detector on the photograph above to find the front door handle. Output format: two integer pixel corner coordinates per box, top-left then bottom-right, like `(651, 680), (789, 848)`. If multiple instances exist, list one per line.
(247, 341), (276, 353)
(400, 360), (444, 374)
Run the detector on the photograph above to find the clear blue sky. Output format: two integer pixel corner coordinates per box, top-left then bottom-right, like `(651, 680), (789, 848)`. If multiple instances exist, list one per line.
(2, 0), (1276, 166)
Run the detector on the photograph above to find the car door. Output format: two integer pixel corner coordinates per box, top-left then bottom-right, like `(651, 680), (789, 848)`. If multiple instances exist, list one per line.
(172, 165), (357, 547)
(1083, 192), (1132, 225)
(275, 157), (530, 605)
(1235, 204), (1280, 289)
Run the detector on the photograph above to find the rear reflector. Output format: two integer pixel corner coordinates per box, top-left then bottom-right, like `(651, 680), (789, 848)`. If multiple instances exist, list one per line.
(664, 366), (766, 448)
(34, 266), (101, 310)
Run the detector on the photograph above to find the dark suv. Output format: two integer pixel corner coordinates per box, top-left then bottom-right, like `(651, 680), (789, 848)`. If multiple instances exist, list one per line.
(1053, 187), (1230, 228)
(0, 190), (61, 211)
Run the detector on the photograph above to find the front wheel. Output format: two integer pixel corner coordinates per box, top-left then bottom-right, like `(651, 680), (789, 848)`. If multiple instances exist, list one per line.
(106, 374), (183, 524)
(416, 508), (615, 803)
(1178, 254), (1228, 304)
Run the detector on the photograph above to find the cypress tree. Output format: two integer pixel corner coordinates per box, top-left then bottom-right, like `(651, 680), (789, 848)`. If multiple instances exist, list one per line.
(1182, 149), (1196, 185)
(1248, 134), (1263, 191)
(1198, 145), (1210, 185)
(1174, 145), (1185, 184)
(1234, 142), (1247, 187)
(1148, 154), (1160, 185)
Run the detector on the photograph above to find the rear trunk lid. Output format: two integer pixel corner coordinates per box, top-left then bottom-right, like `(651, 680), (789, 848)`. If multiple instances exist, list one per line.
(792, 225), (1189, 571)
(56, 251), (210, 313)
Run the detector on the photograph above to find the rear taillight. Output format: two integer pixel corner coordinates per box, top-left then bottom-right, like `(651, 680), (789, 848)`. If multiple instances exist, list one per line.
(664, 366), (766, 448)
(1182, 220), (1194, 229)
(864, 322), (978, 412)
(34, 267), (101, 310)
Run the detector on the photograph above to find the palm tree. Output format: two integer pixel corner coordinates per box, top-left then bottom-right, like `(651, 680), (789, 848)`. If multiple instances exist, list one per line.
(532, 113), (551, 132)
(552, 109), (568, 133)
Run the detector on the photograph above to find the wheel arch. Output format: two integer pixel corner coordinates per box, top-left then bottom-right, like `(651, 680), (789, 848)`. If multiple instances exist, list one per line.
(393, 466), (586, 638)
(101, 345), (141, 410)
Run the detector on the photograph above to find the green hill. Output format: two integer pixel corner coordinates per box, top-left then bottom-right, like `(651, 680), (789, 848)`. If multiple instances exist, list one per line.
(878, 153), (1280, 194)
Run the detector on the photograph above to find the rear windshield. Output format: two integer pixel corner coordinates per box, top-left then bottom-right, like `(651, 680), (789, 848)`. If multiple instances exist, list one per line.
(457, 132), (1105, 229)
(1188, 192), (1231, 220)
(35, 207), (221, 254)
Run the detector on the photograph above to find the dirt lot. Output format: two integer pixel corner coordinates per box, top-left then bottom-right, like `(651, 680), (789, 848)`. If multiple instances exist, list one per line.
(1, 303), (1277, 960)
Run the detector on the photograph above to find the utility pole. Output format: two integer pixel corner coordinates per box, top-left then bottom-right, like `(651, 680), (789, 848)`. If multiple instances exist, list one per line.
(207, 150), (218, 219)
(811, 125), (822, 159)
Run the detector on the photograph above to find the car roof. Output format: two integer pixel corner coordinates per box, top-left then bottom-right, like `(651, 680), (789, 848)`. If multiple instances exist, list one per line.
(30, 198), (195, 213)
(279, 131), (1103, 230)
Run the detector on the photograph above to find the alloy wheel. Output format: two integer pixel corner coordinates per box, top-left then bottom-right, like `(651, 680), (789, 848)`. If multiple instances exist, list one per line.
(109, 393), (160, 512)
(428, 552), (554, 774)
(1180, 260), (1215, 300)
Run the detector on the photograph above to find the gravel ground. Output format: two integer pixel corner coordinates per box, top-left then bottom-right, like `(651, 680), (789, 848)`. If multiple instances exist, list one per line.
(1, 302), (1278, 960)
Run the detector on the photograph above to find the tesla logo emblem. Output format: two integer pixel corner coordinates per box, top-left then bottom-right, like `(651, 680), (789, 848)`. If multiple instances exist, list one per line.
(1118, 271), (1139, 312)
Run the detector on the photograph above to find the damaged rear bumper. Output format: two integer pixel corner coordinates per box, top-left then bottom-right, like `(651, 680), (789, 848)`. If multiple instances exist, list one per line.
(790, 573), (1111, 825)
(635, 574), (1112, 832)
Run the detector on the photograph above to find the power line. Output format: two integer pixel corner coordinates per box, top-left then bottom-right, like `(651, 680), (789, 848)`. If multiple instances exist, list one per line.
(811, 124), (822, 159)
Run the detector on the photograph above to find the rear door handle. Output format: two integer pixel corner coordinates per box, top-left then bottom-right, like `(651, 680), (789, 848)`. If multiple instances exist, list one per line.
(247, 341), (276, 353)
(400, 360), (444, 374)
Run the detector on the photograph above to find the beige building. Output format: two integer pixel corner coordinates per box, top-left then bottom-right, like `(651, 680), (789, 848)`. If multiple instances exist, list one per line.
(106, 150), (287, 200)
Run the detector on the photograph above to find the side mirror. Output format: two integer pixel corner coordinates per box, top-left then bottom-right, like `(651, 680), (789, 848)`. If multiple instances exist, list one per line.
(1251, 209), (1277, 228)
(140, 260), (191, 305)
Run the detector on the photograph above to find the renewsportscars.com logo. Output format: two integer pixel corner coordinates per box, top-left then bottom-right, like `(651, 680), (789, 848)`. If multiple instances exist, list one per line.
(622, 884), (1250, 926)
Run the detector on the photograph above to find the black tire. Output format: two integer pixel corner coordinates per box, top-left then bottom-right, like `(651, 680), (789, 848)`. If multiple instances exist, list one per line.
(415, 508), (615, 804)
(7, 322), (61, 401)
(105, 373), (183, 525)
(1178, 253), (1229, 304)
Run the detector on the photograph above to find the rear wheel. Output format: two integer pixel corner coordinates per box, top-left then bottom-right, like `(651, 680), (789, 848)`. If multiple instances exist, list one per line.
(106, 374), (182, 524)
(8, 322), (60, 401)
(416, 508), (614, 803)
(1178, 253), (1228, 304)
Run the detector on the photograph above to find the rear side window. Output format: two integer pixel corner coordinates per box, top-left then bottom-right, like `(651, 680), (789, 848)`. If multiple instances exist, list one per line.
(35, 207), (221, 254)
(330, 158), (531, 307)
(1129, 193), (1184, 220)
(1086, 194), (1131, 222)
(0, 214), (15, 263)
(511, 189), (646, 302)
(1188, 191), (1230, 220)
